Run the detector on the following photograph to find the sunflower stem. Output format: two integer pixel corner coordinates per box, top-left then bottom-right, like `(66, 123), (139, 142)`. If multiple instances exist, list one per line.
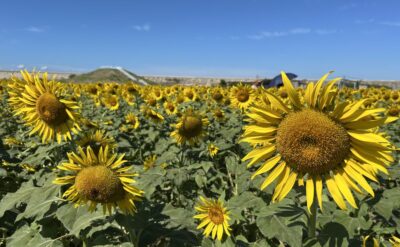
(308, 194), (318, 238)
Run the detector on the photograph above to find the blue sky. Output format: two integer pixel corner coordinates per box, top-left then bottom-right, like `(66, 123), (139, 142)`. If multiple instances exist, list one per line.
(1, 0), (400, 80)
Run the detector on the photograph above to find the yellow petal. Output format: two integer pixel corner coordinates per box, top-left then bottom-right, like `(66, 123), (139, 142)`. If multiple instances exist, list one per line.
(333, 172), (357, 208)
(326, 176), (347, 210)
(315, 176), (323, 210)
(281, 71), (302, 109)
(251, 155), (281, 179)
(306, 177), (314, 213)
(260, 162), (286, 190)
(265, 93), (290, 113)
(276, 170), (297, 201)
(217, 224), (224, 241)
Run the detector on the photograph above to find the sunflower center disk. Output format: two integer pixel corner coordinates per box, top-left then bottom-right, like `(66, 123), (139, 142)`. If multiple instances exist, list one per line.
(236, 90), (250, 102)
(213, 92), (223, 101)
(75, 166), (125, 203)
(208, 207), (224, 224)
(276, 109), (350, 175)
(215, 110), (223, 118)
(179, 116), (203, 138)
(36, 93), (69, 126)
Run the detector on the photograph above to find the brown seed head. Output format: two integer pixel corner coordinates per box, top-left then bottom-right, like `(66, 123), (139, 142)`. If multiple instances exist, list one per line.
(75, 166), (125, 203)
(276, 109), (350, 175)
(36, 93), (69, 126)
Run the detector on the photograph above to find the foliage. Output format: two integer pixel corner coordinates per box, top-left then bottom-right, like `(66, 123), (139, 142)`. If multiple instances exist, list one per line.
(0, 79), (399, 246)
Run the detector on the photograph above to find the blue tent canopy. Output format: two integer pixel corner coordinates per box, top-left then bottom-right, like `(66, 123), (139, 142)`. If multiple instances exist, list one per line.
(262, 73), (298, 88)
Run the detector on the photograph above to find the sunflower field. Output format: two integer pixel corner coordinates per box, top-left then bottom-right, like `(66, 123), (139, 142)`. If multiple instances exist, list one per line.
(0, 71), (399, 247)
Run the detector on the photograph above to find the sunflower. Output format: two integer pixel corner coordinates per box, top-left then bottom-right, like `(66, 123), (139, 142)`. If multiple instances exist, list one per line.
(163, 100), (178, 115)
(208, 143), (219, 158)
(86, 84), (100, 97)
(152, 87), (164, 101)
(230, 84), (254, 110)
(124, 83), (140, 96)
(77, 129), (117, 154)
(183, 87), (198, 102)
(102, 94), (120, 111)
(122, 92), (136, 106)
(53, 145), (143, 214)
(213, 108), (225, 122)
(194, 196), (231, 241)
(144, 95), (158, 107)
(171, 108), (209, 145)
(241, 71), (396, 211)
(210, 88), (225, 104)
(125, 113), (140, 129)
(8, 71), (81, 143)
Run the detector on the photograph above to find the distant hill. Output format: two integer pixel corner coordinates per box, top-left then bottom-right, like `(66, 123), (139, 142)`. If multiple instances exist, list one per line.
(65, 68), (153, 85)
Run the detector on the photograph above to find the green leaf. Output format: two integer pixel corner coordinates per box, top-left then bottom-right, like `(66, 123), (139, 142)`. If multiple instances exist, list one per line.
(16, 178), (59, 221)
(161, 203), (196, 230)
(332, 210), (371, 237)
(256, 212), (303, 247)
(0, 180), (36, 218)
(137, 167), (165, 199)
(56, 204), (107, 236)
(7, 224), (63, 247)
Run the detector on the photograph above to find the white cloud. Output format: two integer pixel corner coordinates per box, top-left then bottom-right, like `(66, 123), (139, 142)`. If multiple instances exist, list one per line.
(133, 24), (151, 32)
(355, 18), (375, 24)
(40, 66), (48, 70)
(339, 3), (357, 10)
(315, 29), (338, 35)
(379, 21), (400, 27)
(248, 28), (338, 40)
(26, 26), (45, 33)
(17, 64), (25, 69)
(290, 28), (311, 34)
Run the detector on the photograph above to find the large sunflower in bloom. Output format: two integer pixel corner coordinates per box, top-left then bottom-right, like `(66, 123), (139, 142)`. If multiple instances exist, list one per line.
(54, 145), (143, 214)
(230, 84), (254, 110)
(241, 72), (396, 211)
(171, 108), (209, 145)
(194, 196), (231, 241)
(8, 71), (81, 143)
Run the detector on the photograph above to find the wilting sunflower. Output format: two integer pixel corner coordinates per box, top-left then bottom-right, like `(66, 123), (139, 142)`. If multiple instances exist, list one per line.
(143, 155), (157, 171)
(362, 235), (380, 247)
(125, 113), (140, 129)
(208, 143), (219, 158)
(141, 106), (165, 124)
(194, 196), (231, 241)
(3, 137), (23, 148)
(171, 108), (209, 145)
(241, 71), (396, 211)
(77, 129), (117, 154)
(8, 71), (81, 143)
(230, 84), (254, 110)
(53, 145), (143, 214)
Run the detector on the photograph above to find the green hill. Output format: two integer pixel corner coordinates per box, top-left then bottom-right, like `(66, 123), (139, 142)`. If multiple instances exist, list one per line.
(65, 68), (153, 84)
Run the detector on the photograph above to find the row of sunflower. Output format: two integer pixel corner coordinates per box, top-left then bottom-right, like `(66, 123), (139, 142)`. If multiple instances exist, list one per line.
(0, 70), (399, 246)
